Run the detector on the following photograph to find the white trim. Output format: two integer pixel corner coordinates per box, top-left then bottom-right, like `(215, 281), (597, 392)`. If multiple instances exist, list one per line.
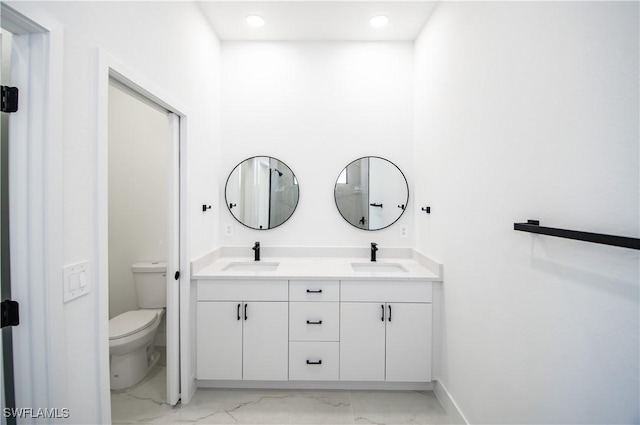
(96, 47), (111, 425)
(1, 0), (65, 415)
(97, 48), (192, 419)
(198, 380), (435, 391)
(433, 380), (469, 425)
(1, 4), (46, 34)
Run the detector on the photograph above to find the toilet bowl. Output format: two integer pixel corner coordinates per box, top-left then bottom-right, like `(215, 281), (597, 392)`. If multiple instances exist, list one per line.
(109, 261), (167, 390)
(109, 308), (164, 390)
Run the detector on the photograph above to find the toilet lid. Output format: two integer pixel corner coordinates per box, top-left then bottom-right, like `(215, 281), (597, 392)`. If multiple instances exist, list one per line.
(109, 310), (158, 340)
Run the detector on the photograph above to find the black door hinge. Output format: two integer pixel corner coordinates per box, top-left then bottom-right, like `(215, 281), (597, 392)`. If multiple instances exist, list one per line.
(1, 86), (18, 113)
(1, 300), (19, 328)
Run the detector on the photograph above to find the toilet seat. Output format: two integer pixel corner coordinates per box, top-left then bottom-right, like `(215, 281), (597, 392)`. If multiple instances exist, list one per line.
(109, 310), (160, 340)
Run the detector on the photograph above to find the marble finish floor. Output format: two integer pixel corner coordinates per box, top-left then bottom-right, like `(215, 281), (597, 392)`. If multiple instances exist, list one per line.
(111, 365), (459, 425)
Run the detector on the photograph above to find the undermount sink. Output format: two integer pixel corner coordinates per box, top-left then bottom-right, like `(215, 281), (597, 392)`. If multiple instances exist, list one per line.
(351, 262), (408, 273)
(222, 262), (280, 272)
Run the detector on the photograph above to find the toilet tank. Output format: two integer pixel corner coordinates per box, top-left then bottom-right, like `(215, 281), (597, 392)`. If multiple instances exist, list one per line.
(131, 261), (167, 308)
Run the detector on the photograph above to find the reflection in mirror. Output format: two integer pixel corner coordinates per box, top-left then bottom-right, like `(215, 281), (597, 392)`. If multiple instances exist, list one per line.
(334, 157), (408, 230)
(225, 156), (299, 230)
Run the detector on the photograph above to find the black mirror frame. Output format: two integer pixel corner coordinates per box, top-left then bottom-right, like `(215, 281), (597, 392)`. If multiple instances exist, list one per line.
(333, 156), (409, 231)
(224, 155), (300, 231)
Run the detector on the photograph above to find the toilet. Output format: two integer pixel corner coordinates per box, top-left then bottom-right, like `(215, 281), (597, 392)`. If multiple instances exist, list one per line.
(109, 261), (166, 390)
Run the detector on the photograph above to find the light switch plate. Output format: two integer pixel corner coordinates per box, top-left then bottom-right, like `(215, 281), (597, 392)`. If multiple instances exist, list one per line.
(400, 225), (409, 238)
(63, 261), (91, 303)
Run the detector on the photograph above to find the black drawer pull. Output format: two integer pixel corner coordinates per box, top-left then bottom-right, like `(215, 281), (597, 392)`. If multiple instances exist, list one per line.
(244, 303), (248, 320)
(381, 304), (385, 321)
(388, 304), (392, 322)
(306, 289), (323, 293)
(306, 320), (323, 325)
(306, 360), (322, 365)
(237, 303), (241, 321)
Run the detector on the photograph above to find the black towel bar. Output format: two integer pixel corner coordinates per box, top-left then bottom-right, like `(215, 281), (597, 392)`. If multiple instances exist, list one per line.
(514, 220), (640, 250)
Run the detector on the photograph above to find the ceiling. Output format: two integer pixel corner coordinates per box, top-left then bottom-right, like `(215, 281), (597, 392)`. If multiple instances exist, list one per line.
(198, 1), (438, 41)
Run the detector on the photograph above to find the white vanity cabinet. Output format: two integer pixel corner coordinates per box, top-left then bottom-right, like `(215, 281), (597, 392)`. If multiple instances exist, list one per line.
(340, 280), (432, 382)
(196, 280), (289, 381)
(195, 273), (435, 387)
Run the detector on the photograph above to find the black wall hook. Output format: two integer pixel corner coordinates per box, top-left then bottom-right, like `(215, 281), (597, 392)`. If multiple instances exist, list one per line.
(202, 204), (211, 212)
(229, 203), (237, 209)
(421, 207), (431, 214)
(397, 204), (406, 210)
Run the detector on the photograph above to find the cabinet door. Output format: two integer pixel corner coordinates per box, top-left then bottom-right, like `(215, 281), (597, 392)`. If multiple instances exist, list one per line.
(242, 301), (289, 381)
(340, 302), (386, 381)
(196, 301), (242, 380)
(385, 303), (432, 382)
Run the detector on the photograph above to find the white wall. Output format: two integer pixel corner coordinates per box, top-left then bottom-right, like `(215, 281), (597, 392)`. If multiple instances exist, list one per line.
(220, 42), (415, 250)
(108, 83), (169, 320)
(414, 2), (639, 424)
(12, 2), (221, 423)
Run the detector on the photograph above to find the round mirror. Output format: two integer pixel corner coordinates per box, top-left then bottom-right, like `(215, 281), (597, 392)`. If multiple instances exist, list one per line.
(225, 156), (300, 230)
(334, 156), (408, 230)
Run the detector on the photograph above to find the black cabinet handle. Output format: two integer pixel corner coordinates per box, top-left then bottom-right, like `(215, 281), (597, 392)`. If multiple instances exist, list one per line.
(381, 304), (385, 321)
(388, 304), (392, 322)
(306, 360), (322, 365)
(306, 320), (323, 325)
(306, 289), (323, 293)
(237, 303), (241, 321)
(244, 303), (248, 320)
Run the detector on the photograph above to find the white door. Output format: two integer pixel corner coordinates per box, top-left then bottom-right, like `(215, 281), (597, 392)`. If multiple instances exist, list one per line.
(385, 303), (432, 382)
(340, 302), (386, 381)
(166, 112), (180, 404)
(196, 301), (242, 380)
(242, 302), (288, 380)
(108, 81), (181, 404)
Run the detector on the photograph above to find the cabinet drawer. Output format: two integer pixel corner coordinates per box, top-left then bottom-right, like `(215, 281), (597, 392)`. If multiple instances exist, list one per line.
(289, 280), (339, 302)
(341, 280), (432, 303)
(197, 280), (288, 301)
(289, 342), (339, 381)
(289, 302), (339, 341)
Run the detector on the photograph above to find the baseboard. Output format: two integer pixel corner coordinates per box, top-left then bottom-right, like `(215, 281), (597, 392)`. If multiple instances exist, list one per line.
(197, 380), (434, 391)
(433, 380), (469, 425)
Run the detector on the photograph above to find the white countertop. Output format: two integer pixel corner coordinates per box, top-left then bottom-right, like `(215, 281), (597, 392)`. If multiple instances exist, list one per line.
(192, 256), (441, 281)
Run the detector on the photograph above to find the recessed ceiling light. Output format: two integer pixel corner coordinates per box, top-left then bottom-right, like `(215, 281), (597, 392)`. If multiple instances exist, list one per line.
(369, 15), (389, 28)
(246, 15), (265, 28)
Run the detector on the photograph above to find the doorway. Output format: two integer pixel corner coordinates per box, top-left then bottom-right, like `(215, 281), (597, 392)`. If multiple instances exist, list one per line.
(108, 78), (174, 401)
(104, 72), (182, 414)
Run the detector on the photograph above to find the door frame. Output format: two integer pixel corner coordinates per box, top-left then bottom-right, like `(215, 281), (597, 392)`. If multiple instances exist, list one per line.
(1, 0), (64, 417)
(97, 49), (190, 420)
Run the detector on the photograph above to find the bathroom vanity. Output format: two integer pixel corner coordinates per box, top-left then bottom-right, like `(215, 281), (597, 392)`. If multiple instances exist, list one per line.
(192, 252), (441, 389)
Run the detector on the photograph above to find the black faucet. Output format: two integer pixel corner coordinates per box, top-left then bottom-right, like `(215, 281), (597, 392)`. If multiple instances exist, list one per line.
(371, 242), (378, 262)
(253, 242), (260, 261)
